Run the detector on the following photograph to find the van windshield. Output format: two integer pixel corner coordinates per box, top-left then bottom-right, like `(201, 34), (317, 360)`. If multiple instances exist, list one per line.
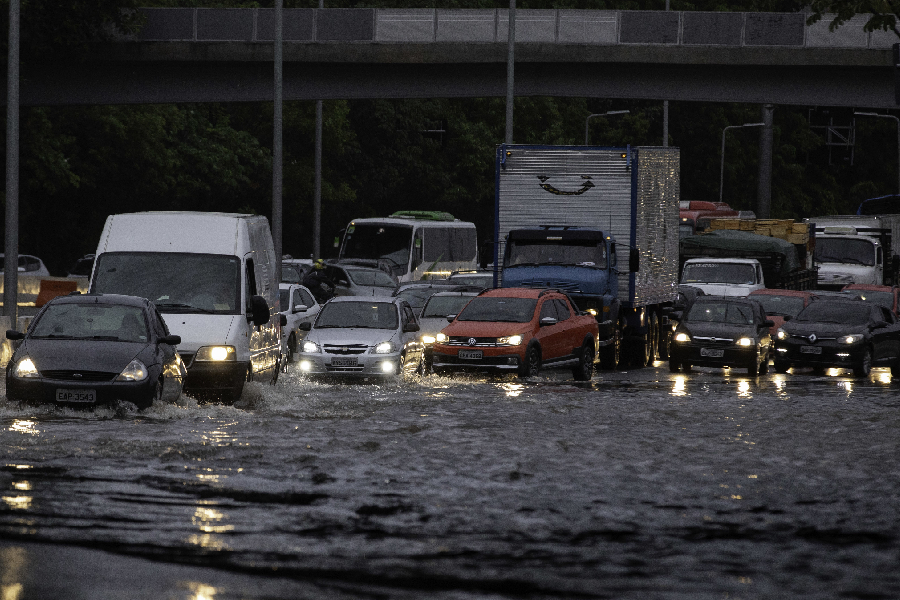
(91, 252), (242, 315)
(341, 224), (412, 275)
(681, 262), (757, 285)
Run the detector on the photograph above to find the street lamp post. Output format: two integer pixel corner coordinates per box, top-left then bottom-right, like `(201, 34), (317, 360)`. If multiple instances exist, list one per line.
(854, 111), (900, 195)
(719, 122), (765, 204)
(584, 110), (629, 145)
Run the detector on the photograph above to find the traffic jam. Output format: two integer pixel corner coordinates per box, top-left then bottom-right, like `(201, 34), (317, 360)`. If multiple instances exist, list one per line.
(6, 145), (900, 411)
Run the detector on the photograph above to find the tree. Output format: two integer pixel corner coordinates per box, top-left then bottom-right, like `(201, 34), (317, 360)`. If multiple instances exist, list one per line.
(806, 0), (900, 39)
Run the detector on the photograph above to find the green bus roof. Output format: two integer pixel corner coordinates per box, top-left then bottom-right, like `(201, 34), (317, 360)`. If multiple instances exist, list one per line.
(390, 210), (457, 221)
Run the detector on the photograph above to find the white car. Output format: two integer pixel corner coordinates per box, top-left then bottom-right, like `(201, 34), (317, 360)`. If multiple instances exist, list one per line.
(297, 296), (423, 379)
(279, 283), (321, 363)
(0, 254), (51, 277)
(417, 290), (479, 371)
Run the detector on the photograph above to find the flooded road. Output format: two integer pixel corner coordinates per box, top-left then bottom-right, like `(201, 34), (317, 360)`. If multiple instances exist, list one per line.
(2, 363), (900, 599)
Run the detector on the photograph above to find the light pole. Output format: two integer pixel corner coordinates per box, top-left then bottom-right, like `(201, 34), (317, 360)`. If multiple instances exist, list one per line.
(584, 110), (629, 145)
(854, 111), (900, 195)
(719, 122), (765, 203)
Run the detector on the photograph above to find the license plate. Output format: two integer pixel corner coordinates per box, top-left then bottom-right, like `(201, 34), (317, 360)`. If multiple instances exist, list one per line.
(331, 357), (358, 367)
(56, 389), (96, 403)
(700, 348), (724, 358)
(458, 350), (483, 360)
(800, 346), (822, 354)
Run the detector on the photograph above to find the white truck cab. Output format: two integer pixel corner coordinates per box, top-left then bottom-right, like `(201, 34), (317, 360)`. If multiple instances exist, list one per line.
(680, 258), (765, 297)
(809, 223), (883, 289)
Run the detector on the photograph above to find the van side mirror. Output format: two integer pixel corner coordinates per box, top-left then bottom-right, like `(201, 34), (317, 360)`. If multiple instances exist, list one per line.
(160, 334), (181, 345)
(299, 322), (312, 331)
(279, 314), (288, 327)
(783, 315), (792, 322)
(764, 320), (775, 328)
(6, 330), (24, 341)
(403, 323), (420, 333)
(629, 247), (640, 272)
(249, 295), (270, 326)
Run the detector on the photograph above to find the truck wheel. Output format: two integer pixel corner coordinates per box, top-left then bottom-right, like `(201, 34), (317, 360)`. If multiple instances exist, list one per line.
(649, 313), (660, 363)
(518, 344), (541, 378)
(572, 341), (595, 381)
(599, 318), (622, 370)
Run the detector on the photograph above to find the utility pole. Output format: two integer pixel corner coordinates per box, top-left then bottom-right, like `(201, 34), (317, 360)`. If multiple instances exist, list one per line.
(505, 0), (515, 144)
(313, 0), (324, 260)
(4, 0), (19, 322)
(273, 0), (283, 284)
(757, 104), (774, 219)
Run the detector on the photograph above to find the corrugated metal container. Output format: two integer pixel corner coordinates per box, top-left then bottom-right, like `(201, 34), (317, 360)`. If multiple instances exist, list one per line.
(495, 145), (680, 307)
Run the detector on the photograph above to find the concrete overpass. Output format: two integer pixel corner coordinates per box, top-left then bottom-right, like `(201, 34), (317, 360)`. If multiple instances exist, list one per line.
(12, 9), (900, 108)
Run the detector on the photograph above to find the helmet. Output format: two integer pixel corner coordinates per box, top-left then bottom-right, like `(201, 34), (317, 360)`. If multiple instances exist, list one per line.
(314, 259), (326, 270)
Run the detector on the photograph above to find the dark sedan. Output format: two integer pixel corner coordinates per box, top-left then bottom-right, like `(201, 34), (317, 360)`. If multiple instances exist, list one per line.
(6, 293), (186, 410)
(774, 299), (900, 377)
(669, 297), (774, 375)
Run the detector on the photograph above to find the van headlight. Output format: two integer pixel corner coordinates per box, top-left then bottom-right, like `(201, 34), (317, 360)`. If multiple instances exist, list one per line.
(838, 334), (864, 345)
(497, 334), (523, 346)
(13, 356), (38, 378)
(421, 335), (436, 345)
(736, 337), (753, 346)
(674, 332), (690, 343)
(302, 340), (320, 353)
(195, 346), (236, 361)
(372, 341), (395, 354)
(116, 359), (148, 382)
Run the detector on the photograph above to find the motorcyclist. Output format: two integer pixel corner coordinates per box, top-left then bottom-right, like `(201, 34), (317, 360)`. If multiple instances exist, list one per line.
(303, 259), (336, 303)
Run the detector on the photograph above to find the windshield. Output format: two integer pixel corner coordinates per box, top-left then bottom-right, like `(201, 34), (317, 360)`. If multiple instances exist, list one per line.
(507, 240), (607, 267)
(341, 223), (412, 275)
(396, 287), (440, 310)
(282, 264), (306, 284)
(347, 268), (397, 287)
(456, 297), (537, 323)
(315, 302), (399, 329)
(856, 290), (895, 309)
(686, 302), (756, 325)
(751, 294), (806, 317)
(422, 295), (475, 318)
(31, 303), (149, 342)
(681, 262), (757, 285)
(814, 238), (876, 266)
(796, 302), (870, 325)
(91, 252), (241, 315)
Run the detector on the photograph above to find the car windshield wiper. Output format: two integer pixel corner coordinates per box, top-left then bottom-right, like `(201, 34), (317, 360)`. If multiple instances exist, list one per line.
(155, 302), (216, 313)
(34, 334), (78, 339)
(88, 335), (126, 341)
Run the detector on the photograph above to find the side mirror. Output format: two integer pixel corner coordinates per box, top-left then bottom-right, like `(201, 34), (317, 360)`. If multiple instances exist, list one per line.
(783, 315), (792, 322)
(874, 320), (889, 329)
(293, 304), (308, 313)
(249, 295), (271, 326)
(403, 323), (420, 333)
(764, 320), (775, 328)
(446, 314), (457, 323)
(279, 314), (288, 327)
(6, 330), (24, 341)
(540, 316), (558, 326)
(299, 322), (312, 331)
(629, 247), (640, 273)
(160, 334), (181, 345)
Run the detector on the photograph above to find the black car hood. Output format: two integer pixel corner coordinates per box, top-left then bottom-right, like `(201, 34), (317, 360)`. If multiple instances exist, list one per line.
(682, 321), (758, 340)
(18, 339), (148, 372)
(783, 322), (865, 338)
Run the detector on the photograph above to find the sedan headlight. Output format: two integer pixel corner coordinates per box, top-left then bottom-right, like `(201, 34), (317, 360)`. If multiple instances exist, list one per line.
(372, 341), (395, 354)
(116, 359), (148, 382)
(13, 357), (38, 378)
(195, 346), (236, 361)
(421, 335), (436, 345)
(736, 337), (753, 346)
(436, 333), (448, 343)
(497, 334), (523, 346)
(674, 332), (690, 343)
(776, 328), (788, 340)
(838, 334), (864, 345)
(302, 340), (320, 353)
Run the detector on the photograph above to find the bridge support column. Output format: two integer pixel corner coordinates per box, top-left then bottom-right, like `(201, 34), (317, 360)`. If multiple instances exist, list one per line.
(757, 103), (774, 219)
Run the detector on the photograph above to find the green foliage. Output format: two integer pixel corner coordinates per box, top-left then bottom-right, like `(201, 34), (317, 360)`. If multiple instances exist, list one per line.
(806, 0), (900, 38)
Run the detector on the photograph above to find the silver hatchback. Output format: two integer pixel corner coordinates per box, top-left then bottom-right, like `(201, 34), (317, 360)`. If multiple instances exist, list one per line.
(298, 296), (424, 378)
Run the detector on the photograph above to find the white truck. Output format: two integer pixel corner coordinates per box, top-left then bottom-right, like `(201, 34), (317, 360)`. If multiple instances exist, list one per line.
(803, 215), (900, 289)
(679, 257), (766, 296)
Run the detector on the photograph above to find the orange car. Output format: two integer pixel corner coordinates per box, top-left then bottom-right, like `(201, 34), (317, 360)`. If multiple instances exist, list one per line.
(842, 284), (900, 317)
(748, 289), (817, 336)
(431, 288), (599, 379)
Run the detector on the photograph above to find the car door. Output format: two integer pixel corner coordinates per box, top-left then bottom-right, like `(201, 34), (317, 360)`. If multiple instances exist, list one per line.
(398, 302), (422, 368)
(552, 298), (582, 360)
(296, 286), (320, 326)
(152, 306), (184, 402)
(534, 296), (568, 362)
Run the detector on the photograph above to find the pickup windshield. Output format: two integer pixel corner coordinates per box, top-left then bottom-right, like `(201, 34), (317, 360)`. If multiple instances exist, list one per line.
(681, 263), (757, 285)
(814, 238), (876, 266)
(456, 297), (537, 323)
(91, 252), (242, 315)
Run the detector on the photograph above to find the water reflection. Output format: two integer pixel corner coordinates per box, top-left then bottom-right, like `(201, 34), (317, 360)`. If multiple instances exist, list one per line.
(184, 582), (218, 600)
(837, 380), (853, 396)
(187, 502), (233, 551)
(499, 383), (524, 398)
(196, 421), (240, 447)
(8, 421), (38, 436)
(1, 496), (32, 510)
(1, 546), (26, 600)
(736, 380), (751, 398)
(670, 375), (686, 397)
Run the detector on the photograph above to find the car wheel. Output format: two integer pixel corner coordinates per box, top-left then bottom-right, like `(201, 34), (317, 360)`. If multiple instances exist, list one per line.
(682, 362), (692, 373)
(668, 359), (680, 373)
(758, 355), (769, 375)
(572, 341), (595, 381)
(774, 360), (789, 374)
(747, 354), (760, 376)
(648, 313), (660, 364)
(892, 361), (900, 378)
(853, 348), (872, 378)
(518, 344), (541, 378)
(286, 334), (296, 363)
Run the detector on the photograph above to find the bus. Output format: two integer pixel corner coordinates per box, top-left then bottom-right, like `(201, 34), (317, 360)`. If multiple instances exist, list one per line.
(337, 211), (478, 283)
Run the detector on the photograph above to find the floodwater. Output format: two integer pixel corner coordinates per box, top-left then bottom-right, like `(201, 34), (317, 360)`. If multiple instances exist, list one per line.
(2, 363), (900, 599)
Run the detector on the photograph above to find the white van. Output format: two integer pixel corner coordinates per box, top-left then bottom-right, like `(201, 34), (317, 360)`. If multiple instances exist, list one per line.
(337, 211), (478, 283)
(89, 212), (283, 403)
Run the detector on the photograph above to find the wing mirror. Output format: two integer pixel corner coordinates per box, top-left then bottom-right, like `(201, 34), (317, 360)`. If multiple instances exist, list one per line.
(540, 316), (558, 326)
(403, 323), (420, 333)
(159, 334), (181, 345)
(783, 315), (792, 322)
(446, 314), (457, 323)
(299, 322), (312, 332)
(294, 304), (308, 313)
(764, 320), (775, 328)
(6, 330), (24, 341)
(248, 295), (271, 326)
(874, 320), (889, 329)
(279, 314), (288, 327)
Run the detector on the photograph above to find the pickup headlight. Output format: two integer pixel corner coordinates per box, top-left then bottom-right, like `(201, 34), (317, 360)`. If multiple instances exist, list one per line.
(372, 341), (395, 354)
(436, 333), (448, 343)
(674, 332), (690, 343)
(116, 359), (148, 382)
(497, 334), (523, 346)
(421, 335), (436, 345)
(13, 356), (38, 378)
(838, 334), (864, 345)
(776, 328), (788, 340)
(736, 337), (753, 346)
(195, 346), (236, 361)
(302, 340), (320, 353)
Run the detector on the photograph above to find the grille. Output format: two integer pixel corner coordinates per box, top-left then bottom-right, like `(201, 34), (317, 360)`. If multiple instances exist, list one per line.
(324, 344), (368, 355)
(40, 370), (117, 382)
(447, 336), (500, 347)
(519, 279), (582, 293)
(692, 336), (734, 345)
(325, 365), (365, 372)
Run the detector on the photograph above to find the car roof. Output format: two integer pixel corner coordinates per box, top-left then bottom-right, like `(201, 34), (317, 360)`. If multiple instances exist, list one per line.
(842, 284), (897, 291)
(48, 293), (149, 308)
(478, 287), (555, 299)
(327, 295), (405, 305)
(428, 291), (480, 298)
(750, 288), (815, 298)
(692, 296), (759, 306)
